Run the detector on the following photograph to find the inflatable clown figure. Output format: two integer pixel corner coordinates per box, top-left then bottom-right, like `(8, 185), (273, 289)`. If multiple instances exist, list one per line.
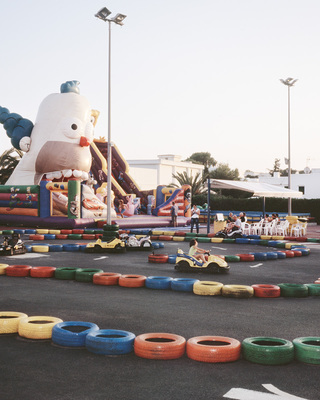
(0, 81), (116, 219)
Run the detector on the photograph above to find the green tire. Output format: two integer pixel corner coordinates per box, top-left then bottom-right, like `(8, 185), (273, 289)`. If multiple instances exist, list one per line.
(306, 284), (320, 296)
(278, 283), (309, 297)
(54, 267), (80, 280)
(293, 337), (320, 364)
(242, 337), (294, 365)
(75, 268), (104, 283)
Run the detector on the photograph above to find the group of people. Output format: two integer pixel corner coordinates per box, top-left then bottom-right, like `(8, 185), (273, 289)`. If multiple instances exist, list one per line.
(171, 202), (201, 233)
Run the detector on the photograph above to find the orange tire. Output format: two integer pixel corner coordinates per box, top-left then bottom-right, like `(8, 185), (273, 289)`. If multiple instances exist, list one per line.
(93, 272), (121, 286)
(236, 254), (255, 262)
(29, 234), (44, 241)
(30, 266), (56, 278)
(61, 230), (72, 234)
(252, 284), (281, 298)
(118, 274), (146, 288)
(72, 229), (84, 234)
(56, 234), (68, 240)
(280, 250), (295, 258)
(6, 265), (32, 277)
(134, 333), (186, 360)
(148, 254), (169, 263)
(187, 336), (241, 363)
(158, 235), (172, 241)
(82, 234), (96, 240)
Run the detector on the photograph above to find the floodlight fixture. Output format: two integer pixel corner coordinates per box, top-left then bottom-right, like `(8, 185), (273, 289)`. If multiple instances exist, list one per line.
(111, 13), (127, 25)
(95, 7), (112, 21)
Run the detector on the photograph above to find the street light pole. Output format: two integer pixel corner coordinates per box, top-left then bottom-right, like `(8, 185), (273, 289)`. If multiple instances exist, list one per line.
(95, 7), (126, 226)
(280, 77), (297, 216)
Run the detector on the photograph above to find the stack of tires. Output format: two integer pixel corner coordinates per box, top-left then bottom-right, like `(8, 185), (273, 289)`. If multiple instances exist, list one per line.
(102, 224), (120, 241)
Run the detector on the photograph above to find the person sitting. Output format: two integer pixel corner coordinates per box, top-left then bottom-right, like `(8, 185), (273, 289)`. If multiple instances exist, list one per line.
(239, 212), (247, 223)
(226, 215), (242, 236)
(188, 239), (208, 263)
(227, 212), (233, 223)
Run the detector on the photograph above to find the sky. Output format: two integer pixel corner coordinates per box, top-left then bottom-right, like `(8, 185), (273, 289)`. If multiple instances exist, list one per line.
(1, 0), (320, 177)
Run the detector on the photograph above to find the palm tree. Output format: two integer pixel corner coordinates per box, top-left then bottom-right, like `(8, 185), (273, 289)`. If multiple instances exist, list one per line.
(0, 147), (23, 184)
(171, 171), (206, 195)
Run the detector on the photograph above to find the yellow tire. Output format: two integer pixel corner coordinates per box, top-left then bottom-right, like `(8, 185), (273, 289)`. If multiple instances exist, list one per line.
(152, 230), (164, 235)
(173, 237), (185, 242)
(18, 316), (63, 339)
(32, 245), (49, 253)
(48, 229), (61, 235)
(193, 281), (223, 296)
(211, 238), (224, 243)
(271, 236), (284, 240)
(0, 312), (28, 334)
(285, 243), (293, 249)
(260, 235), (272, 240)
(222, 285), (254, 298)
(0, 264), (9, 275)
(36, 229), (49, 234)
(163, 231), (174, 236)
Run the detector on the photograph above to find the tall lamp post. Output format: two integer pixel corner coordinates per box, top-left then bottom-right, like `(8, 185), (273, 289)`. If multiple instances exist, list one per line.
(280, 77), (297, 216)
(95, 7), (126, 225)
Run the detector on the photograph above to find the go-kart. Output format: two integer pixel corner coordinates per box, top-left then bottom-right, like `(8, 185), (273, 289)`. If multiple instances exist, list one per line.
(85, 237), (126, 253)
(174, 249), (230, 273)
(0, 234), (27, 256)
(120, 233), (154, 251)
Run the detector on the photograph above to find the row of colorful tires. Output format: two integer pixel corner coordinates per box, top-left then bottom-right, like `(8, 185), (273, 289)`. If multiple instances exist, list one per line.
(1, 312), (319, 364)
(1, 264), (320, 297)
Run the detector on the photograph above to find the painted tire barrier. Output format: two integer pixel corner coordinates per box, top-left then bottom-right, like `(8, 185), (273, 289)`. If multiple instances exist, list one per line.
(0, 312), (28, 334)
(75, 268), (104, 283)
(266, 252), (278, 260)
(29, 234), (44, 241)
(30, 266), (56, 278)
(93, 272), (121, 286)
(306, 284), (320, 296)
(18, 316), (63, 340)
(6, 265), (32, 277)
(168, 254), (177, 264)
(54, 267), (80, 280)
(32, 245), (49, 253)
(224, 255), (240, 262)
(242, 337), (294, 365)
(222, 285), (254, 298)
(118, 274), (146, 288)
(278, 283), (309, 298)
(148, 254), (169, 263)
(85, 329), (135, 355)
(252, 284), (281, 298)
(293, 337), (320, 365)
(52, 321), (100, 347)
(170, 278), (199, 292)
(275, 251), (286, 259)
(134, 333), (186, 360)
(193, 281), (223, 296)
(236, 254), (254, 262)
(63, 244), (80, 252)
(48, 244), (63, 252)
(250, 252), (267, 261)
(145, 276), (173, 290)
(186, 336), (241, 363)
(0, 263), (9, 275)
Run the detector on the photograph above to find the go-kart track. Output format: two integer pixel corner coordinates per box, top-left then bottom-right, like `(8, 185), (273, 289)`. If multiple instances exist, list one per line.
(1, 231), (320, 400)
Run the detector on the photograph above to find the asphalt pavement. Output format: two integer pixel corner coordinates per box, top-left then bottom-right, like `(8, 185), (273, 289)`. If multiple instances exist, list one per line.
(1, 237), (320, 400)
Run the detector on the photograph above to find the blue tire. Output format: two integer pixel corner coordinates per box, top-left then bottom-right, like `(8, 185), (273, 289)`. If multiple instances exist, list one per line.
(249, 239), (261, 245)
(49, 244), (63, 252)
(85, 329), (135, 355)
(44, 234), (56, 240)
(52, 321), (99, 347)
(145, 276), (173, 290)
(168, 255), (177, 264)
(63, 244), (80, 252)
(152, 242), (160, 249)
(171, 278), (199, 292)
(158, 242), (165, 248)
(235, 238), (250, 244)
(25, 229), (37, 234)
(275, 251), (286, 259)
(266, 252), (278, 260)
(250, 252), (267, 261)
(291, 247), (310, 256)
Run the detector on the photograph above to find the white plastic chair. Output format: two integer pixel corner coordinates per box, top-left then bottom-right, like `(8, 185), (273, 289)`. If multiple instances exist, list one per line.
(250, 219), (264, 235)
(276, 220), (289, 236)
(290, 223), (304, 237)
(241, 222), (251, 235)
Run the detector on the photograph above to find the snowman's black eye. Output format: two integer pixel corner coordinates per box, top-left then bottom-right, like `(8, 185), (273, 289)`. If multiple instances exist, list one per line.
(71, 124), (78, 130)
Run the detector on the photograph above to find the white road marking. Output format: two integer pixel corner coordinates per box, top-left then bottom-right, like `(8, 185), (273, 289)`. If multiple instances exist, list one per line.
(250, 263), (263, 268)
(6, 253), (49, 259)
(223, 384), (308, 400)
(93, 256), (108, 260)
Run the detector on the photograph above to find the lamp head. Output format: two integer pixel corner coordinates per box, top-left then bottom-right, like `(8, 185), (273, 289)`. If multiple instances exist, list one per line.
(95, 7), (112, 21)
(111, 13), (127, 25)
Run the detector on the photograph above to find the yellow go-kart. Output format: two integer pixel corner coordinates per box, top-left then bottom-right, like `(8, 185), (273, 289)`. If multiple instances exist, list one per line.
(85, 237), (126, 253)
(174, 249), (230, 273)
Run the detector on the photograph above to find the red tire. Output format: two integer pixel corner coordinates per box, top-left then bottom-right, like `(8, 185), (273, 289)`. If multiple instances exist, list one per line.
(174, 231), (186, 237)
(82, 234), (96, 240)
(118, 274), (146, 288)
(236, 254), (255, 262)
(93, 272), (121, 286)
(6, 265), (32, 277)
(56, 234), (68, 240)
(72, 229), (84, 234)
(280, 250), (295, 258)
(158, 235), (172, 241)
(292, 250), (302, 257)
(252, 284), (281, 298)
(61, 230), (72, 234)
(134, 333), (186, 360)
(186, 336), (241, 363)
(29, 234), (44, 241)
(150, 235), (159, 241)
(30, 266), (56, 278)
(148, 254), (169, 263)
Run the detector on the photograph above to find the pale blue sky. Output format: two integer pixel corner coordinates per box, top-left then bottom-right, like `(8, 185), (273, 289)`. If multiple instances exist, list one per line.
(1, 0), (320, 176)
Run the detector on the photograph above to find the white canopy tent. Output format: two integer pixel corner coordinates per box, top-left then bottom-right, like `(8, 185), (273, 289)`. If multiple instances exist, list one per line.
(205, 179), (303, 233)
